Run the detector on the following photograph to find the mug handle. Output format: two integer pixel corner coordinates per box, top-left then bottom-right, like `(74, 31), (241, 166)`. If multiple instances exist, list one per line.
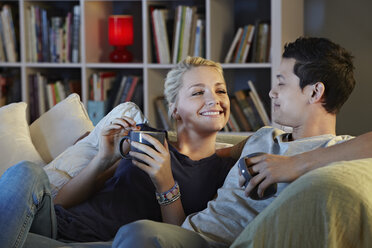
(119, 136), (131, 159)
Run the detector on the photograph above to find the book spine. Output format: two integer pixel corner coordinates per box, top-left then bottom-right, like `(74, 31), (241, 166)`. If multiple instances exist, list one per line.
(235, 25), (248, 63)
(1, 5), (17, 62)
(247, 80), (270, 125)
(124, 76), (139, 102)
(172, 5), (182, 64)
(151, 8), (161, 63)
(154, 96), (171, 130)
(41, 9), (49, 62)
(230, 97), (252, 131)
(71, 5), (80, 63)
(158, 10), (171, 64)
(241, 25), (255, 63)
(119, 76), (133, 103)
(224, 27), (243, 63)
(0, 16), (5, 61)
(177, 6), (186, 62)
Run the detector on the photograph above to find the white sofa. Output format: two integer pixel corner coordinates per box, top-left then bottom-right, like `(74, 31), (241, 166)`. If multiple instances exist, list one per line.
(1, 94), (371, 248)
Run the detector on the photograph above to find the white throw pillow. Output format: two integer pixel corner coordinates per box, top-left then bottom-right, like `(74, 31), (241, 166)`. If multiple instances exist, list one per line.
(0, 103), (45, 176)
(30, 93), (95, 163)
(43, 102), (148, 197)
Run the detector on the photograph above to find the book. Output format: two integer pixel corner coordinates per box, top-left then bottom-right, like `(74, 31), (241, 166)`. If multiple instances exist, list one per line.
(99, 71), (116, 101)
(230, 97), (252, 131)
(36, 73), (46, 115)
(112, 75), (128, 107)
(154, 96), (175, 130)
(193, 19), (202, 57)
(224, 27), (243, 63)
(154, 96), (171, 130)
(234, 25), (248, 63)
(227, 110), (241, 132)
(1, 5), (17, 62)
(71, 5), (80, 63)
(155, 9), (171, 64)
(172, 5), (182, 64)
(247, 80), (270, 125)
(240, 25), (255, 63)
(0, 18), (5, 61)
(119, 76), (134, 103)
(245, 92), (264, 128)
(257, 22), (270, 62)
(41, 8), (49, 62)
(34, 6), (42, 62)
(234, 90), (261, 131)
(124, 76), (140, 102)
(150, 8), (161, 63)
(177, 6), (187, 62)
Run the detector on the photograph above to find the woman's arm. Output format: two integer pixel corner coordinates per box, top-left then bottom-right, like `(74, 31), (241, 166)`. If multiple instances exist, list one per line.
(54, 117), (138, 209)
(216, 137), (249, 159)
(130, 135), (186, 225)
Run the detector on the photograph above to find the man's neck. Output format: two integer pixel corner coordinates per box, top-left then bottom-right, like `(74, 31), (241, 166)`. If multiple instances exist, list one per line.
(291, 114), (336, 140)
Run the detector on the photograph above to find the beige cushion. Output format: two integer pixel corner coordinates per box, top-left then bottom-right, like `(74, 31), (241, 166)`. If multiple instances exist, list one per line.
(43, 102), (148, 197)
(0, 102), (45, 176)
(30, 93), (94, 163)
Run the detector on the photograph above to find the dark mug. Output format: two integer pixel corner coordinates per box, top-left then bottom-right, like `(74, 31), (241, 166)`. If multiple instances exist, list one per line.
(119, 130), (166, 164)
(238, 152), (277, 200)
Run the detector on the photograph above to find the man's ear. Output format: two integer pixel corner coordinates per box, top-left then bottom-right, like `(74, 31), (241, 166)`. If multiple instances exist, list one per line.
(309, 82), (325, 104)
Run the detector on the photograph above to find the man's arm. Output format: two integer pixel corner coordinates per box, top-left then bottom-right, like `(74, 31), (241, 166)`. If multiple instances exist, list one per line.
(242, 131), (372, 198)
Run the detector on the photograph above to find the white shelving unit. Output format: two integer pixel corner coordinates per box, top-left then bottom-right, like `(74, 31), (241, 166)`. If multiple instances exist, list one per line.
(0, 0), (303, 130)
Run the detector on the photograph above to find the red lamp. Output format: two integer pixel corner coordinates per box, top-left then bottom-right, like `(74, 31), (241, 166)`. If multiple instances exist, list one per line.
(108, 15), (134, 62)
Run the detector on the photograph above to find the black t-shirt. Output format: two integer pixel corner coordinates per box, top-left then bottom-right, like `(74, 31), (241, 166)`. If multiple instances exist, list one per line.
(55, 126), (236, 242)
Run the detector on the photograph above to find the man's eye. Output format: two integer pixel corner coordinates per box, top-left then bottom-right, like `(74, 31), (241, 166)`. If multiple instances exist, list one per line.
(217, 90), (227, 94)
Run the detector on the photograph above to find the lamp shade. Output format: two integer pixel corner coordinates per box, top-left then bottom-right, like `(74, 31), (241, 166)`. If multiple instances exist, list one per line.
(108, 15), (133, 46)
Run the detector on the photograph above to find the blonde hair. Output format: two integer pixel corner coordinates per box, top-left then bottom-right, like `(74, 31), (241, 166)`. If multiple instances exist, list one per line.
(164, 56), (223, 118)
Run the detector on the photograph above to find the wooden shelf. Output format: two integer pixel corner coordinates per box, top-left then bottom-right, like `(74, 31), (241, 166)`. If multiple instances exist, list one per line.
(0, 0), (303, 132)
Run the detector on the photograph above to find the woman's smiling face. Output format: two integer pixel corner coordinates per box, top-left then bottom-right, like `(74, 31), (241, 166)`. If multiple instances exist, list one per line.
(174, 66), (230, 134)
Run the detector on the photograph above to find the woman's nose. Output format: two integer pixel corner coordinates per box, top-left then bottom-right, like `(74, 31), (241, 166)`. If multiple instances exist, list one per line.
(205, 93), (219, 106)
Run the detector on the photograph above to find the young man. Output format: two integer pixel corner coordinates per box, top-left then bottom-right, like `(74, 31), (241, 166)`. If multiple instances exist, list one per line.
(111, 37), (372, 247)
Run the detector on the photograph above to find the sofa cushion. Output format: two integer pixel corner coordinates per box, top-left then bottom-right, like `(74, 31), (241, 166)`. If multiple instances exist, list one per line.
(0, 102), (45, 176)
(30, 93), (95, 163)
(43, 102), (148, 197)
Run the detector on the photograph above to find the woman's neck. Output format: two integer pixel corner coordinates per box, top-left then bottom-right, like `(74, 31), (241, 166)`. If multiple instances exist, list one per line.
(173, 129), (217, 161)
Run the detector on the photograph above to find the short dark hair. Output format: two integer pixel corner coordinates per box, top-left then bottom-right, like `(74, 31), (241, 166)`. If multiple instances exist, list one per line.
(283, 37), (356, 114)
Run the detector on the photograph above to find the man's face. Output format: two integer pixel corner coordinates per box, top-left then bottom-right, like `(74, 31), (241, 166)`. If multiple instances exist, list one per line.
(269, 58), (312, 127)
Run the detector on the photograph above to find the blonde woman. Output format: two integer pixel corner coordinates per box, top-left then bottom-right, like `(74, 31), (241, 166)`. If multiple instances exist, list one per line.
(0, 57), (237, 246)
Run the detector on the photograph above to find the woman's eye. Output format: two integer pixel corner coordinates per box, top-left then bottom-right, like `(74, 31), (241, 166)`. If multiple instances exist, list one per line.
(192, 91), (204, 96)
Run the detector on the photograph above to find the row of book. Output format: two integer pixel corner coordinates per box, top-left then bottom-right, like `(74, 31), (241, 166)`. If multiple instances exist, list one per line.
(0, 5), (18, 62)
(26, 5), (80, 63)
(225, 21), (270, 63)
(226, 80), (270, 132)
(154, 80), (270, 132)
(87, 72), (143, 125)
(150, 5), (205, 64)
(28, 73), (81, 122)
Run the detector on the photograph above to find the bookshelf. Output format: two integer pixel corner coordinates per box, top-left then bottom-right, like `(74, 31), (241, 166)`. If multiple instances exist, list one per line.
(0, 0), (303, 133)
